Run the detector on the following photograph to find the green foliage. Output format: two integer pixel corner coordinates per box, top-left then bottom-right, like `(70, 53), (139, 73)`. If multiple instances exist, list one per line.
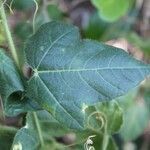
(127, 33), (150, 57)
(85, 101), (123, 134)
(47, 5), (63, 20)
(11, 100), (123, 149)
(0, 1), (150, 149)
(11, 0), (35, 10)
(12, 111), (69, 150)
(95, 101), (123, 134)
(120, 102), (149, 141)
(0, 125), (17, 150)
(0, 25), (5, 43)
(25, 21), (150, 130)
(118, 91), (149, 141)
(14, 22), (32, 41)
(91, 0), (130, 22)
(0, 49), (40, 116)
(83, 13), (110, 39)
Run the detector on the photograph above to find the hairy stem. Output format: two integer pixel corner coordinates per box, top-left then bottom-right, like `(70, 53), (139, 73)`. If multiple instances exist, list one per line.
(0, 0), (19, 67)
(33, 112), (44, 147)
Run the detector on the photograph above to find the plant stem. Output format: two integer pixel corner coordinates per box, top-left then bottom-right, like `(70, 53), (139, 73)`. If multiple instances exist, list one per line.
(0, 0), (19, 67)
(0, 125), (17, 133)
(33, 0), (38, 33)
(102, 132), (109, 150)
(102, 120), (109, 150)
(33, 112), (44, 147)
(30, 1), (44, 147)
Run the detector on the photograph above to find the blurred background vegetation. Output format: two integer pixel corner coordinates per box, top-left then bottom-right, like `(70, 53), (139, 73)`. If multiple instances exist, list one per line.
(0, 0), (150, 150)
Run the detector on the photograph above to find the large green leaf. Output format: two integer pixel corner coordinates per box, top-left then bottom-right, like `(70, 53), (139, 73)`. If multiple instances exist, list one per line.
(91, 0), (130, 22)
(25, 21), (150, 129)
(0, 49), (40, 116)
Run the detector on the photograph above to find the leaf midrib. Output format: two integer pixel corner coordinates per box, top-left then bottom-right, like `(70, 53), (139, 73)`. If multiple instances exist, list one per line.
(36, 66), (150, 74)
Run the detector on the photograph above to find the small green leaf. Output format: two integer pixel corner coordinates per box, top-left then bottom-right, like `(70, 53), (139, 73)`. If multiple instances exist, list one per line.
(6, 91), (42, 116)
(11, 0), (36, 10)
(118, 92), (149, 141)
(85, 101), (123, 134)
(0, 49), (40, 116)
(91, 0), (130, 22)
(12, 111), (69, 150)
(120, 102), (149, 141)
(47, 5), (63, 20)
(83, 12), (110, 39)
(0, 125), (17, 150)
(25, 21), (150, 130)
(12, 127), (39, 150)
(0, 49), (23, 101)
(95, 101), (123, 134)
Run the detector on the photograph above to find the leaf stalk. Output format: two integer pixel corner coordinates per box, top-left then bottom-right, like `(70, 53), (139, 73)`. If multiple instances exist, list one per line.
(33, 112), (45, 147)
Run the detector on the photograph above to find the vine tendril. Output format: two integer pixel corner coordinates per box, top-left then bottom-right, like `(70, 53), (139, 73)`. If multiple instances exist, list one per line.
(87, 111), (106, 131)
(33, 0), (38, 33)
(0, 0), (14, 14)
(84, 135), (96, 150)
(0, 0), (7, 9)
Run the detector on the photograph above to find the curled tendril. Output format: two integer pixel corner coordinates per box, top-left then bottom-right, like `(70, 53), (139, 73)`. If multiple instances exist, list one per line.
(9, 0), (14, 14)
(87, 111), (106, 131)
(0, 0), (7, 9)
(5, 3), (14, 14)
(32, 0), (38, 33)
(84, 135), (96, 150)
(0, 0), (14, 14)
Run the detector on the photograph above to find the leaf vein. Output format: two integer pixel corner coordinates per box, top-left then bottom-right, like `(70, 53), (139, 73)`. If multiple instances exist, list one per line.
(37, 76), (83, 128)
(36, 28), (75, 69)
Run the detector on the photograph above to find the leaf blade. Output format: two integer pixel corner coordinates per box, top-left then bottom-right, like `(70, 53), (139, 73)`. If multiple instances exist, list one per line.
(0, 49), (41, 116)
(25, 22), (150, 129)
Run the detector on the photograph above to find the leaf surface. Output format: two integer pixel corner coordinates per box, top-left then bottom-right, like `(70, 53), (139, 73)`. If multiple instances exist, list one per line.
(91, 0), (130, 22)
(0, 125), (17, 150)
(12, 111), (68, 150)
(0, 49), (40, 116)
(12, 127), (39, 150)
(118, 92), (149, 141)
(25, 21), (150, 129)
